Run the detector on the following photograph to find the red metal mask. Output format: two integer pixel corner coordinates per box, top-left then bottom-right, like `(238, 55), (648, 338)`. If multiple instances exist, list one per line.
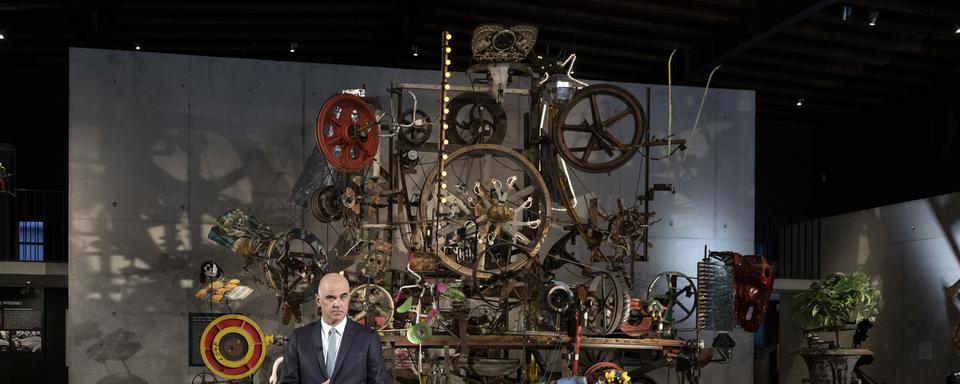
(730, 253), (775, 332)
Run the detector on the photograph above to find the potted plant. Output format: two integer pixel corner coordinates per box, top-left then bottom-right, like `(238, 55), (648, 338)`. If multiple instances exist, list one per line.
(793, 271), (882, 384)
(794, 271), (882, 339)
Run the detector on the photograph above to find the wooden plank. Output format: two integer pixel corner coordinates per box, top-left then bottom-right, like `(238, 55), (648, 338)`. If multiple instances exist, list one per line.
(380, 334), (686, 350)
(393, 82), (530, 96)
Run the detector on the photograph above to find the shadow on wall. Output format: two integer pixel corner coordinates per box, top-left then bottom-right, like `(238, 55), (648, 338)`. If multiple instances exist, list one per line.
(931, 194), (960, 359)
(86, 328), (145, 384)
(931, 194), (960, 268)
(72, 106), (306, 383)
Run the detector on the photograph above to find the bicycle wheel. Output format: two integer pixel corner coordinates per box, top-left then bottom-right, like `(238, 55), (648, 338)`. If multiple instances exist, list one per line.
(419, 144), (551, 280)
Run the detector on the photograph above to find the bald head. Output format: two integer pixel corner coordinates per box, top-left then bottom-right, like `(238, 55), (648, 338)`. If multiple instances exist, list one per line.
(316, 273), (350, 325)
(319, 272), (349, 290)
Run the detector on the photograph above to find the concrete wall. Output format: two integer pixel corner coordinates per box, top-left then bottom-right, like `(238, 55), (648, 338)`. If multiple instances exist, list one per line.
(779, 193), (960, 383)
(68, 48), (755, 383)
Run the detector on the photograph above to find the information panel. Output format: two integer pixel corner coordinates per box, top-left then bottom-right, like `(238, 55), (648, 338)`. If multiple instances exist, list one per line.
(0, 287), (44, 353)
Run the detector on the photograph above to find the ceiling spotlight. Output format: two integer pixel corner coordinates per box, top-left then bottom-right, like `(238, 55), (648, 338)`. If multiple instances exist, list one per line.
(411, 44), (419, 57)
(134, 42), (141, 50)
(954, 25), (960, 34)
(841, 5), (853, 22)
(1, 26), (9, 40)
(289, 41), (297, 53)
(868, 9), (879, 26)
(796, 97), (804, 107)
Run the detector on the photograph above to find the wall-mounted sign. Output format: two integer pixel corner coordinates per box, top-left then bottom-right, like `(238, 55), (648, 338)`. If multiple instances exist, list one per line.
(0, 287), (44, 353)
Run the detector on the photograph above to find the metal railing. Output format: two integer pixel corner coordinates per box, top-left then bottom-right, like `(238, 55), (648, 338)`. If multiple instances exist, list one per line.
(755, 216), (820, 279)
(0, 189), (67, 262)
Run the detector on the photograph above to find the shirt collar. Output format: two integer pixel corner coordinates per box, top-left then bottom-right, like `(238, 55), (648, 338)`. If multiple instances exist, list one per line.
(321, 317), (347, 335)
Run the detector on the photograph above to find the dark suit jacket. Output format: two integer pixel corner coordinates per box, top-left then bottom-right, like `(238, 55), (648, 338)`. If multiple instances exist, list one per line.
(280, 318), (387, 384)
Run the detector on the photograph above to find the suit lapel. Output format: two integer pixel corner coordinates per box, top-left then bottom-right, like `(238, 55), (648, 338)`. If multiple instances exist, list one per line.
(310, 322), (329, 378)
(332, 319), (357, 379)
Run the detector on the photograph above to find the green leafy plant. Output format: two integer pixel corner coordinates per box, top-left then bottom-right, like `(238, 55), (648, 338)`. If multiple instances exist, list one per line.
(794, 272), (882, 331)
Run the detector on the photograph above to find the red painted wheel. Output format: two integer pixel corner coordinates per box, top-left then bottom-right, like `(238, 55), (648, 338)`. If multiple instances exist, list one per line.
(584, 361), (625, 383)
(315, 94), (380, 172)
(200, 314), (267, 380)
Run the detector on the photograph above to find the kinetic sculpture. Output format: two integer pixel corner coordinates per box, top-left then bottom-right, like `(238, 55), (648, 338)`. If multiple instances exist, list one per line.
(189, 23), (767, 384)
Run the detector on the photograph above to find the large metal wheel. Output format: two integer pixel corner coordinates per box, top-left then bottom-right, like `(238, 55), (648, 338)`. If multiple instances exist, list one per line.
(583, 272), (631, 336)
(646, 271), (697, 324)
(308, 185), (344, 223)
(315, 93), (380, 172)
(446, 92), (508, 145)
(552, 84), (646, 173)
(349, 284), (395, 331)
(419, 144), (551, 280)
(399, 108), (432, 148)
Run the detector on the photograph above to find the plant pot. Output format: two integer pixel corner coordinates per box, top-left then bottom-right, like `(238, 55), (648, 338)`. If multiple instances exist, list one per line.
(799, 347), (872, 384)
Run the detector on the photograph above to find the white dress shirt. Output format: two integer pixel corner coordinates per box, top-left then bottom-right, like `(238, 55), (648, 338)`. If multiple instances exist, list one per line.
(320, 317), (347, 356)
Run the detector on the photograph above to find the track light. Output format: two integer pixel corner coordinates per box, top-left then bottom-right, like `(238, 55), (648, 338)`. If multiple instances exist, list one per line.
(289, 41), (297, 53)
(841, 5), (853, 22)
(411, 44), (418, 57)
(796, 97), (804, 107)
(868, 9), (878, 26)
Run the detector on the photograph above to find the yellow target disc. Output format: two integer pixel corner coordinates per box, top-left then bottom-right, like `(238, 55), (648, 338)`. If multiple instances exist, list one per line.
(199, 314), (267, 380)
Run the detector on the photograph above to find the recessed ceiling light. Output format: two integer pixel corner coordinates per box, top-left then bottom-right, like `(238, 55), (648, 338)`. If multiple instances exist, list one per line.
(954, 25), (960, 34)
(796, 97), (804, 107)
(289, 41), (297, 53)
(411, 44), (419, 57)
(134, 42), (141, 50)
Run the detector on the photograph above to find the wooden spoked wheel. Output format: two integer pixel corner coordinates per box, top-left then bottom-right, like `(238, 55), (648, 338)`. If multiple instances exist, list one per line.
(419, 144), (551, 280)
(553, 84), (646, 173)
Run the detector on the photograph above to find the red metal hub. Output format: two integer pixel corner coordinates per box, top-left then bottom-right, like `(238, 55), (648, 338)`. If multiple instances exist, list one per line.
(315, 93), (380, 172)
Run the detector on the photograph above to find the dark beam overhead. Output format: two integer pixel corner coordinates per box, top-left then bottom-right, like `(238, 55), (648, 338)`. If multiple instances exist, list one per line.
(682, 0), (837, 82)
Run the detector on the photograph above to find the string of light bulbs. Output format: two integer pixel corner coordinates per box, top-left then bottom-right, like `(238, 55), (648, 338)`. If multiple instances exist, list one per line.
(435, 31), (453, 250)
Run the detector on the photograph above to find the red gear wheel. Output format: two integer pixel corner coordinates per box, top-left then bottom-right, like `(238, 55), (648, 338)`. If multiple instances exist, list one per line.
(315, 94), (380, 172)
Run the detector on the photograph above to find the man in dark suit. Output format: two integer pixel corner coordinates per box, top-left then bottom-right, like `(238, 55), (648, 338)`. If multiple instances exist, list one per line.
(281, 273), (388, 384)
